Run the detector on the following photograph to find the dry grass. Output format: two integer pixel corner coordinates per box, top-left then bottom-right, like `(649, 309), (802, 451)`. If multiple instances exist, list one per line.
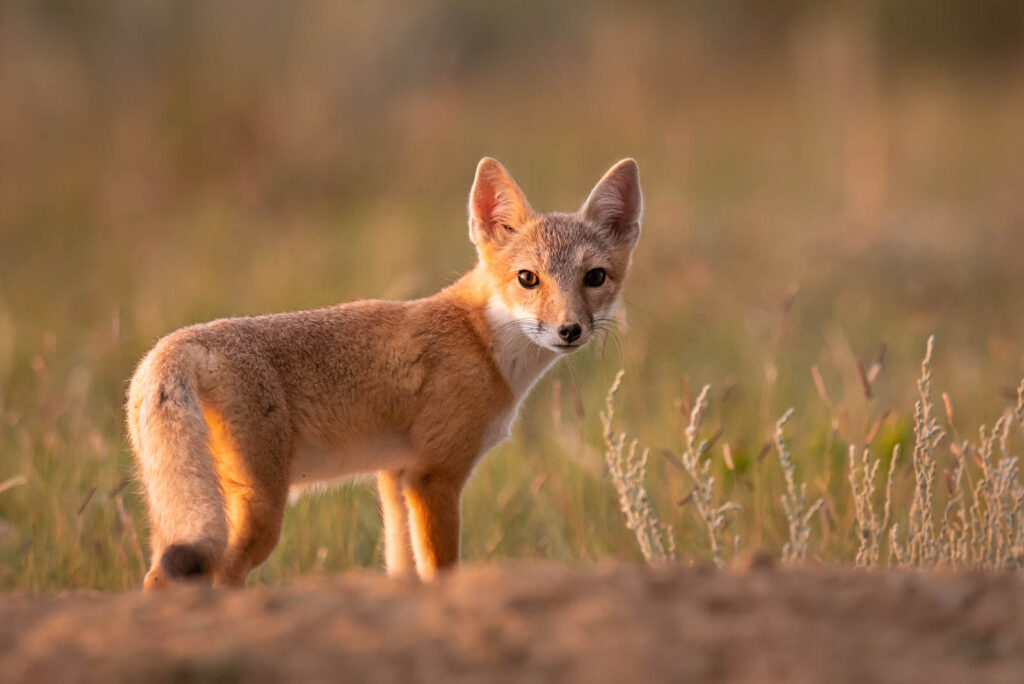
(604, 337), (1024, 571)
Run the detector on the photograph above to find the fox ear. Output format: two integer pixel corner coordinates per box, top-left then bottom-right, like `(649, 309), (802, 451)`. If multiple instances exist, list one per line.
(468, 158), (533, 246)
(580, 159), (642, 246)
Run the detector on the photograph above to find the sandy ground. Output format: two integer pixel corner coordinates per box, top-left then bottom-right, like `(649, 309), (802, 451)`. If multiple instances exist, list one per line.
(3, 560), (1024, 683)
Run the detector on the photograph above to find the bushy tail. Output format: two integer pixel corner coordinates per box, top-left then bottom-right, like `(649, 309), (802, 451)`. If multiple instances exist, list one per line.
(127, 341), (227, 584)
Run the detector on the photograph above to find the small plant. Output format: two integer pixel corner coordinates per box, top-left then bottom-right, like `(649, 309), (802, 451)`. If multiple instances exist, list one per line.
(600, 370), (675, 563)
(847, 444), (899, 568)
(890, 338), (1024, 571)
(600, 372), (741, 566)
(676, 384), (740, 568)
(773, 408), (824, 563)
(903, 335), (944, 566)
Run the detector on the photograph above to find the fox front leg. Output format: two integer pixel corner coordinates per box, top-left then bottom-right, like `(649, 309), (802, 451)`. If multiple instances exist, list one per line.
(378, 469), (415, 577)
(403, 470), (465, 580)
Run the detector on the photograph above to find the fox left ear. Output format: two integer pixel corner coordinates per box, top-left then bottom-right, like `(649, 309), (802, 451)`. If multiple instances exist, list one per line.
(580, 159), (642, 247)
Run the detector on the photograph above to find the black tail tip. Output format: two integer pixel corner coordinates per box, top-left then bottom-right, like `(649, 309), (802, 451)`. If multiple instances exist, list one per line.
(160, 543), (211, 580)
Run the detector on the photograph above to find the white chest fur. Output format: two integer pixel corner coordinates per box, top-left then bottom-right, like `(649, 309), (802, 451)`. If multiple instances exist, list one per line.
(480, 296), (558, 456)
(485, 296), (558, 400)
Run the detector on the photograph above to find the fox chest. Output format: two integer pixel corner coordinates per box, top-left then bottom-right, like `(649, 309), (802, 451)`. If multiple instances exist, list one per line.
(481, 407), (516, 454)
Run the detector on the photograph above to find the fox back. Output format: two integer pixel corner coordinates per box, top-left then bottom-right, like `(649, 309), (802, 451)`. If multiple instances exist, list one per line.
(127, 157), (642, 589)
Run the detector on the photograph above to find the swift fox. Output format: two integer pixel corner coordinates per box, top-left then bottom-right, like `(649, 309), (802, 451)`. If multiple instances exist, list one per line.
(127, 158), (642, 589)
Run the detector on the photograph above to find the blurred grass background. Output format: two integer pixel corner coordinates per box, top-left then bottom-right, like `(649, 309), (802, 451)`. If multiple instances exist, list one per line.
(1, 0), (1023, 590)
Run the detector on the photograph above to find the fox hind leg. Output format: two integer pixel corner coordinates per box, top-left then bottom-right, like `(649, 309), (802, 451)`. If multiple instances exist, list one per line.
(201, 402), (291, 588)
(216, 478), (289, 587)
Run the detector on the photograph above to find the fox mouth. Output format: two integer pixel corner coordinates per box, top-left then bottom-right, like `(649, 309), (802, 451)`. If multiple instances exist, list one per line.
(551, 342), (584, 353)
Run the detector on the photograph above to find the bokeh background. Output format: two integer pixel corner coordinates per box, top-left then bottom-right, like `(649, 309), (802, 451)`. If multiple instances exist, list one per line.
(2, 0), (1023, 589)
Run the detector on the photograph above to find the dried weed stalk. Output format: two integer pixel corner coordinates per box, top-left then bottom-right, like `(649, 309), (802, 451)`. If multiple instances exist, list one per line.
(677, 384), (741, 568)
(968, 415), (1024, 569)
(902, 335), (944, 565)
(774, 408), (823, 563)
(600, 370), (675, 563)
(848, 444), (899, 568)
(890, 337), (1024, 571)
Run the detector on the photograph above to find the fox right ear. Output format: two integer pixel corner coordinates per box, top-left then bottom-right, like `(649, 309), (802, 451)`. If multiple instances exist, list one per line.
(468, 158), (533, 246)
(580, 158), (643, 247)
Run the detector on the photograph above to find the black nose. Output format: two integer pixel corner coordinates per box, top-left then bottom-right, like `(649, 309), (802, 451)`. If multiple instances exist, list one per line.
(557, 323), (582, 343)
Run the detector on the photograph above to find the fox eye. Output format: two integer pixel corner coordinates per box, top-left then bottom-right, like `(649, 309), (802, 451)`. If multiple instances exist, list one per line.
(584, 268), (606, 287)
(517, 270), (539, 289)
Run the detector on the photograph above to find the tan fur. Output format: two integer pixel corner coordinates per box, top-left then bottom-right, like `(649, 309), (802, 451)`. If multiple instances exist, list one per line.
(128, 158), (642, 589)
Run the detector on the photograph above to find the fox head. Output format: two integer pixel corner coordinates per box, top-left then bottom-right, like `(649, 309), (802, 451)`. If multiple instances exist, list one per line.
(469, 158), (642, 354)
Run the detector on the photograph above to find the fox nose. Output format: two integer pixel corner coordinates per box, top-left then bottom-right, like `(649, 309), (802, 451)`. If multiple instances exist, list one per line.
(557, 323), (582, 343)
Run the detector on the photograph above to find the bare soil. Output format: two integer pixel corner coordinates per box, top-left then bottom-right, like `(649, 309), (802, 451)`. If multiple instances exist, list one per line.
(3, 560), (1024, 683)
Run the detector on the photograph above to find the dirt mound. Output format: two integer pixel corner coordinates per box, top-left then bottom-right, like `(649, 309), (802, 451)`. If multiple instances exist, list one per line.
(3, 561), (1023, 683)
